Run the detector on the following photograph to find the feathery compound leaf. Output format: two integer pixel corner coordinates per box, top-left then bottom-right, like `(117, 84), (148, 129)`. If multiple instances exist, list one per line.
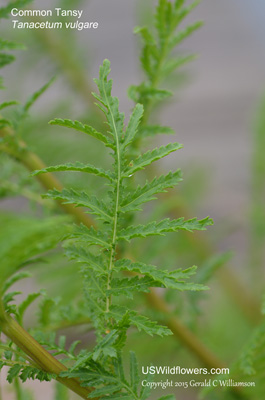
(177, 0), (201, 24)
(130, 351), (140, 393)
(121, 170), (182, 213)
(140, 376), (152, 400)
(26, 55), (212, 399)
(4, 362), (53, 384)
(19, 366), (54, 383)
(49, 118), (114, 148)
(106, 276), (154, 299)
(93, 59), (124, 141)
(61, 364), (118, 385)
(62, 360), (135, 398)
(2, 272), (31, 294)
(118, 217), (213, 241)
(162, 54), (197, 76)
(122, 103), (144, 148)
(71, 224), (111, 249)
(138, 87), (173, 100)
(134, 26), (156, 46)
(31, 162), (113, 181)
(123, 143), (182, 177)
(155, 0), (172, 45)
(7, 364), (22, 383)
(168, 21), (204, 51)
(65, 245), (106, 275)
(0, 214), (70, 290)
(92, 330), (119, 361)
(108, 305), (172, 336)
(115, 260), (206, 291)
(43, 189), (112, 222)
(17, 292), (42, 324)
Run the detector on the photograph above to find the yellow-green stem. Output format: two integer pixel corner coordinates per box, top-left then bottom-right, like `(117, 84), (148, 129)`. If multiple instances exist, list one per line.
(0, 314), (94, 399)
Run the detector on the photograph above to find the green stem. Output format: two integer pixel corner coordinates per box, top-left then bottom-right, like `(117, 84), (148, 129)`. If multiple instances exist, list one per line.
(104, 90), (121, 315)
(14, 377), (23, 400)
(0, 341), (2, 400)
(0, 314), (94, 399)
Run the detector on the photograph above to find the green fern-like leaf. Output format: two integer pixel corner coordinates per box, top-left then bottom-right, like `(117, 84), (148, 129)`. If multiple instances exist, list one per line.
(115, 259), (206, 291)
(71, 224), (111, 249)
(34, 55), (212, 399)
(49, 118), (114, 148)
(123, 143), (182, 177)
(130, 0), (202, 132)
(0, 214), (71, 293)
(32, 162), (114, 181)
(106, 276), (154, 299)
(121, 170), (182, 212)
(118, 217), (213, 240)
(122, 104), (144, 149)
(44, 188), (112, 222)
(65, 245), (106, 275)
(108, 305), (172, 337)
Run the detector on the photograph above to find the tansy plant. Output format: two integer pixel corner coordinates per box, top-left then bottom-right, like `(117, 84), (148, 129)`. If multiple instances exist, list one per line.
(31, 59), (212, 399)
(0, 1), (219, 399)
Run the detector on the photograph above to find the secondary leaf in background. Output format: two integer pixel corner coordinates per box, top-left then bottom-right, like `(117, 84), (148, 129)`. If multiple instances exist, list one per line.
(0, 214), (71, 291)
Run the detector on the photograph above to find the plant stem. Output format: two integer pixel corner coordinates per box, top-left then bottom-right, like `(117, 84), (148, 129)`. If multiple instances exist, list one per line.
(14, 377), (23, 400)
(0, 314), (94, 399)
(105, 89), (121, 315)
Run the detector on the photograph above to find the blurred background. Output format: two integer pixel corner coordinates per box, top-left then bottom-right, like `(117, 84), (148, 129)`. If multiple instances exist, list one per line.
(1, 0), (265, 399)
